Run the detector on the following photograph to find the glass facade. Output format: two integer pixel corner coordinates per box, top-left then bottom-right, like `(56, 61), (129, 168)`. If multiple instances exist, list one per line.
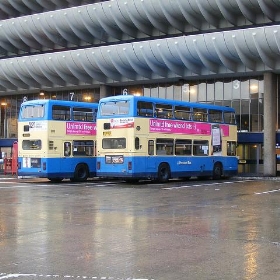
(114, 76), (265, 133)
(1, 76), (267, 139)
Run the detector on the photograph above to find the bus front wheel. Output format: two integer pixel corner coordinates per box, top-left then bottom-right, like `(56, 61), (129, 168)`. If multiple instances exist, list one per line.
(213, 163), (222, 180)
(157, 163), (170, 183)
(72, 164), (89, 182)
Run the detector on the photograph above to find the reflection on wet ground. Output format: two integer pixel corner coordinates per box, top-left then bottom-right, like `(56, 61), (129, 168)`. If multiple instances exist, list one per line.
(0, 177), (280, 279)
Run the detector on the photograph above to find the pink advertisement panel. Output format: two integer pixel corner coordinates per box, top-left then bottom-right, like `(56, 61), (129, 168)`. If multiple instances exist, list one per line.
(149, 119), (229, 136)
(220, 125), (229, 137)
(66, 122), (96, 135)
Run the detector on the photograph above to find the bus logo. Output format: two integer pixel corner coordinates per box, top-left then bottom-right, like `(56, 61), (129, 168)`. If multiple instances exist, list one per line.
(177, 160), (192, 165)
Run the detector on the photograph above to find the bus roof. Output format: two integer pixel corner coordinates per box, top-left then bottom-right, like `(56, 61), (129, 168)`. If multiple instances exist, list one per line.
(98, 95), (235, 112)
(21, 99), (98, 108)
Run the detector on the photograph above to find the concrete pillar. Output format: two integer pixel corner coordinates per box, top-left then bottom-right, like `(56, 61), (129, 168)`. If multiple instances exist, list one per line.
(263, 72), (277, 176)
(99, 85), (112, 100)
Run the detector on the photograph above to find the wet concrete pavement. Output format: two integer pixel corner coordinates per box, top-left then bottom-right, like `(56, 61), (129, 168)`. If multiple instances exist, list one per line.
(0, 177), (280, 279)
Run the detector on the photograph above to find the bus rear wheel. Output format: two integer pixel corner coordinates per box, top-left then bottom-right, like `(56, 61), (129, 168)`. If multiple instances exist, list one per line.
(213, 163), (223, 180)
(72, 164), (89, 182)
(157, 163), (170, 183)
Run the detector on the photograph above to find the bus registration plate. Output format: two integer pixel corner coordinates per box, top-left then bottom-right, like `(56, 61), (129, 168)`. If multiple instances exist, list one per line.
(103, 131), (111, 136)
(105, 155), (124, 164)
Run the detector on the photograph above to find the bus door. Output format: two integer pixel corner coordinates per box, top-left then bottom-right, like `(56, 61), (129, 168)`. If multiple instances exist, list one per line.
(62, 141), (72, 169)
(147, 139), (156, 170)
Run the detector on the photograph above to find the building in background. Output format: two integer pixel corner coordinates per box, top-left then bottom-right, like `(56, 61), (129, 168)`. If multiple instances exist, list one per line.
(0, 0), (280, 175)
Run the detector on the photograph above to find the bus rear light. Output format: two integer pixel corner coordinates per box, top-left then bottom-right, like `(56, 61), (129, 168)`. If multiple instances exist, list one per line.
(18, 162), (21, 169)
(128, 161), (132, 170)
(43, 162), (46, 170)
(97, 161), (100, 170)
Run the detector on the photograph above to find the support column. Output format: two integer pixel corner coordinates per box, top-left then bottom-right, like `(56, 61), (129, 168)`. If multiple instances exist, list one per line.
(99, 85), (112, 99)
(263, 72), (277, 176)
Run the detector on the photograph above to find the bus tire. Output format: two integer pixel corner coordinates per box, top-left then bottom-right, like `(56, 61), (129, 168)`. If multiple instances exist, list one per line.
(157, 163), (170, 183)
(213, 162), (222, 180)
(73, 163), (89, 182)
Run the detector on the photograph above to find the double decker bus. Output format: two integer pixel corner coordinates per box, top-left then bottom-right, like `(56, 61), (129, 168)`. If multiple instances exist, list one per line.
(96, 95), (238, 182)
(18, 99), (98, 182)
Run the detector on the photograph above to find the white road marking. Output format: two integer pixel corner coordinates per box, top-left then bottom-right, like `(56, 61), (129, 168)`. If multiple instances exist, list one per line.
(0, 273), (154, 279)
(255, 188), (280, 195)
(0, 185), (34, 189)
(163, 180), (253, 190)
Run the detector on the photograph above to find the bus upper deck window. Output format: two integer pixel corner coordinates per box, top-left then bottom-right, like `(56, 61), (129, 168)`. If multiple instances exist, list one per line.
(101, 101), (129, 116)
(52, 105), (70, 120)
(21, 105), (44, 119)
(155, 104), (173, 119)
(137, 101), (153, 117)
(193, 108), (208, 122)
(73, 107), (94, 121)
(174, 106), (192, 120)
(224, 112), (236, 124)
(209, 109), (222, 123)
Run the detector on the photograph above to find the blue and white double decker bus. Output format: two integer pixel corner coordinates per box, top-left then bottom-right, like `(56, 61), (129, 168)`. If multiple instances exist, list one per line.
(18, 99), (98, 182)
(96, 95), (238, 182)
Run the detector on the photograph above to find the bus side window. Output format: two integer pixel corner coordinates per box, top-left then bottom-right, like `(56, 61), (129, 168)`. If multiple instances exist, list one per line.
(137, 101), (153, 117)
(52, 105), (70, 120)
(72, 140), (94, 156)
(64, 142), (71, 157)
(155, 104), (173, 119)
(175, 139), (192, 155)
(174, 106), (192, 120)
(156, 139), (174, 155)
(73, 107), (94, 121)
(193, 140), (209, 156)
(209, 109), (222, 123)
(193, 108), (208, 122)
(148, 140), (154, 155)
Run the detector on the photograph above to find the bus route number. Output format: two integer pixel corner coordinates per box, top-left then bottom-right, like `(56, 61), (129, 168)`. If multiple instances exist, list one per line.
(103, 131), (111, 136)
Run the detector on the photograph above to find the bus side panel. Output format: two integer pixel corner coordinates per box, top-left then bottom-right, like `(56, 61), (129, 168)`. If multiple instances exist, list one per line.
(96, 155), (238, 179)
(18, 157), (96, 178)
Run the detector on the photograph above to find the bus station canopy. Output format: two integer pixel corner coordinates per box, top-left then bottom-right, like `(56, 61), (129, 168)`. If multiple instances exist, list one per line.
(0, 0), (280, 94)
